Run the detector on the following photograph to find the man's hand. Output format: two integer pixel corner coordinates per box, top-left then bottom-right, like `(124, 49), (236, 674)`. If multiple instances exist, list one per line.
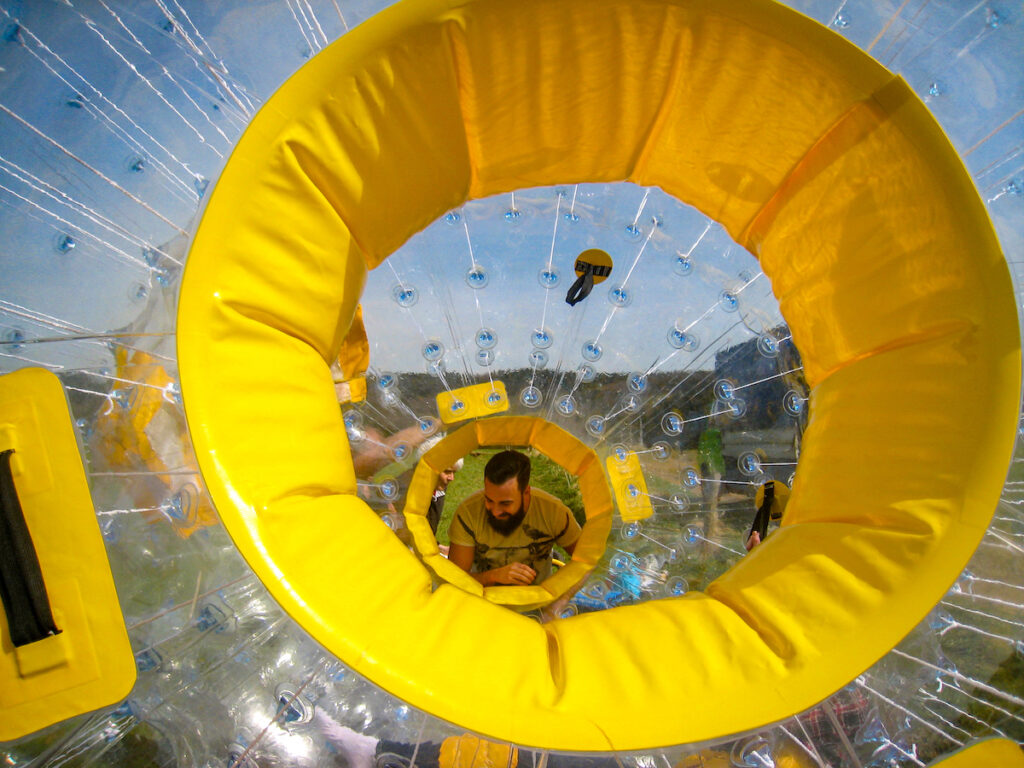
(450, 544), (536, 587)
(482, 562), (537, 586)
(350, 425), (429, 479)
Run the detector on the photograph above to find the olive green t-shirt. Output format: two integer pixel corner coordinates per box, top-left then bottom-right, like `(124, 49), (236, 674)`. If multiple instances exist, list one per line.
(448, 487), (581, 583)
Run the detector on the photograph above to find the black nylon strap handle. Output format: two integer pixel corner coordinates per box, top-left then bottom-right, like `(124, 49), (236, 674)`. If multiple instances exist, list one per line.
(573, 260), (612, 278)
(565, 270), (595, 306)
(565, 261), (612, 307)
(0, 449), (60, 647)
(748, 480), (775, 541)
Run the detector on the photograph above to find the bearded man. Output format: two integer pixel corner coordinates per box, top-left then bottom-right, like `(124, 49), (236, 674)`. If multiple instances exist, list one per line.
(447, 450), (581, 586)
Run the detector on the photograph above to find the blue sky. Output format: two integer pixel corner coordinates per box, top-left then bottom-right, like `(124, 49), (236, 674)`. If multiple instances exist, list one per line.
(362, 182), (786, 377)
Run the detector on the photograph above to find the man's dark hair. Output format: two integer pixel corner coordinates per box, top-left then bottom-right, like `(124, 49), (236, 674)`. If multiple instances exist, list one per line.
(484, 450), (531, 491)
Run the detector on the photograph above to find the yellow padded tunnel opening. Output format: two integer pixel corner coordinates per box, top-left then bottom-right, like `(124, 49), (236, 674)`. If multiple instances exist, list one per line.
(176, 0), (1020, 751)
(404, 415), (612, 609)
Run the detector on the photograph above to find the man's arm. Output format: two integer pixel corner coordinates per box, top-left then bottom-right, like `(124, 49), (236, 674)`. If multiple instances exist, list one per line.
(448, 542), (475, 572)
(449, 543), (537, 586)
(351, 424), (427, 478)
(476, 562), (538, 586)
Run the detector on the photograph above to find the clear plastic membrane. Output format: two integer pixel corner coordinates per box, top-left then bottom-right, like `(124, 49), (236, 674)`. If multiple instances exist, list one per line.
(0, 0), (1023, 766)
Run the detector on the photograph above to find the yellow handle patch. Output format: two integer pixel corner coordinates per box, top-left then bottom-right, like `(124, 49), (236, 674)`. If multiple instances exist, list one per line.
(0, 368), (135, 741)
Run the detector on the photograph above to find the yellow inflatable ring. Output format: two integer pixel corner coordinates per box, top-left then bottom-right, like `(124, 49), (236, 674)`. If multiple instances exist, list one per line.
(177, 0), (1020, 751)
(403, 416), (613, 610)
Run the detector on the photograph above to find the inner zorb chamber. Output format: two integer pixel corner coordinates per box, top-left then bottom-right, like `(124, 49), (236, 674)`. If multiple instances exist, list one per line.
(1, 0), (1023, 767)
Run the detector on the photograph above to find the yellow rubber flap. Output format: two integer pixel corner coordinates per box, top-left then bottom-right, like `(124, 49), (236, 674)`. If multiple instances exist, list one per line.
(0, 368), (135, 741)
(333, 304), (370, 404)
(606, 450), (653, 522)
(440, 733), (519, 768)
(437, 381), (510, 424)
(931, 739), (1024, 768)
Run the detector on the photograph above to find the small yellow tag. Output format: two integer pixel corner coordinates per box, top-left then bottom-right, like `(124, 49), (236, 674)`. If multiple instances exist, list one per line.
(606, 450), (653, 521)
(436, 381), (509, 424)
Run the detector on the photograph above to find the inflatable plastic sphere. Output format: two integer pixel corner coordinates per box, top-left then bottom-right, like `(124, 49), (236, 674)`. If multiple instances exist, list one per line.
(1, 0), (1023, 766)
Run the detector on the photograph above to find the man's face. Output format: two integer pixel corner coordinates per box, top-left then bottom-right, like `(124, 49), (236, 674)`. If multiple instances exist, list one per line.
(483, 476), (529, 535)
(437, 468), (456, 492)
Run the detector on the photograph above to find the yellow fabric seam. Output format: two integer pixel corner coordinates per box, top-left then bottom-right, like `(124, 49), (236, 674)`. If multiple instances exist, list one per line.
(629, 25), (687, 181)
(445, 19), (482, 197)
(738, 77), (898, 250)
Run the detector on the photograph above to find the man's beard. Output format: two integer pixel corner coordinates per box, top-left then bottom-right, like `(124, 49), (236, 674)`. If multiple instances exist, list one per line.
(486, 503), (526, 536)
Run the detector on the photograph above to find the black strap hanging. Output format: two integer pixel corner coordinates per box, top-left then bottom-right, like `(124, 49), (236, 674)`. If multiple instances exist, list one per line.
(0, 449), (61, 647)
(565, 251), (613, 307)
(748, 480), (775, 541)
(565, 264), (596, 306)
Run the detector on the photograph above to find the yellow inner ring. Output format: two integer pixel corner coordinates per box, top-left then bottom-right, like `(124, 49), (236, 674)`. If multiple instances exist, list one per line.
(177, 0), (1020, 751)
(403, 416), (613, 610)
